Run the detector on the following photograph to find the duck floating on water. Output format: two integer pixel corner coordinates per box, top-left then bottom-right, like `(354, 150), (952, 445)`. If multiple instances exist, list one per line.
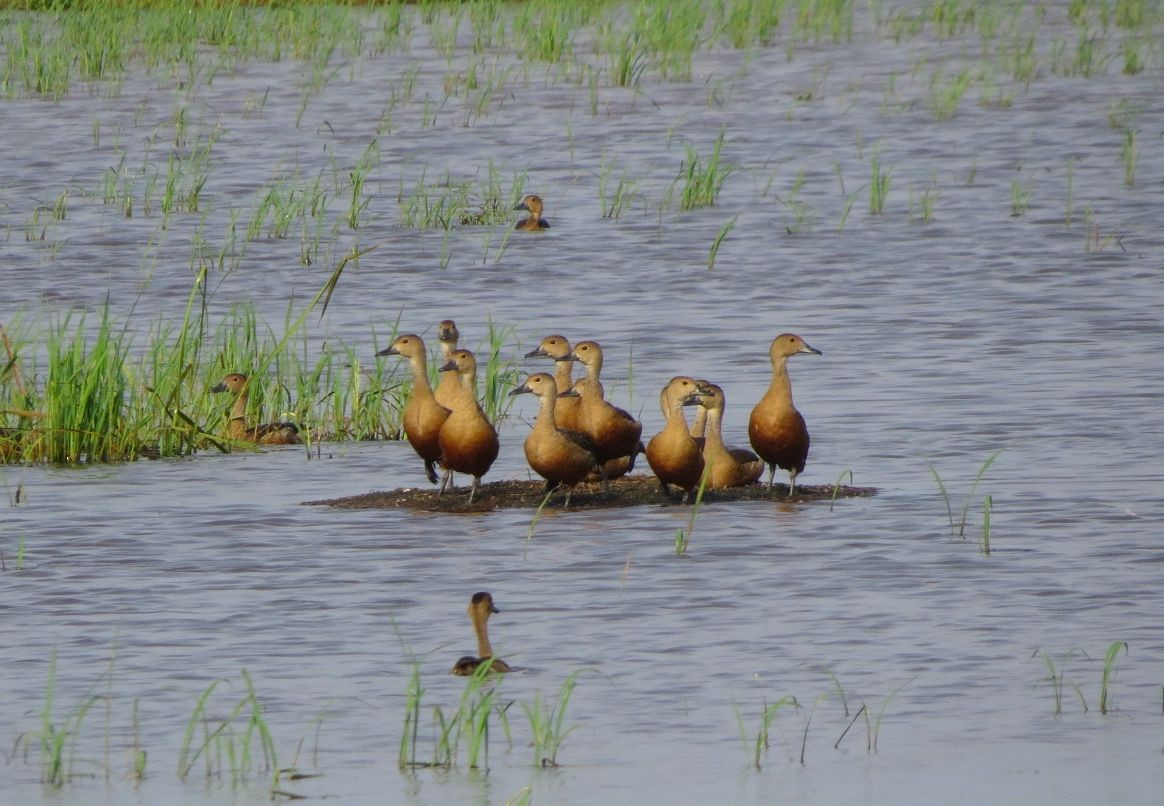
(211, 373), (300, 445)
(452, 592), (512, 676)
(514, 193), (550, 231)
(747, 333), (821, 495)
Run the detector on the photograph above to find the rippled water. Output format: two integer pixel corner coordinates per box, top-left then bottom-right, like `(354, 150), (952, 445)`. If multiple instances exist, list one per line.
(3, 3), (1164, 804)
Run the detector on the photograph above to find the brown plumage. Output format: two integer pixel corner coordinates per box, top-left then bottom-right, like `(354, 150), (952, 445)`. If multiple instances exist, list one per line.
(563, 340), (643, 481)
(452, 592), (512, 676)
(748, 333), (822, 495)
(646, 376), (707, 501)
(698, 383), (764, 489)
(524, 334), (581, 432)
(377, 334), (450, 485)
(514, 193), (550, 231)
(210, 373), (300, 445)
(437, 349), (499, 503)
(433, 319), (461, 411)
(509, 373), (601, 507)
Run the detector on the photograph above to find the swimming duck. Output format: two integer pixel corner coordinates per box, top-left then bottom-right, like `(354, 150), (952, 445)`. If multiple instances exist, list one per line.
(561, 340), (643, 481)
(437, 349), (500, 503)
(434, 319), (461, 411)
(524, 334), (581, 432)
(697, 383), (764, 489)
(514, 194), (550, 231)
(452, 591), (512, 676)
(377, 334), (450, 485)
(747, 333), (821, 495)
(646, 376), (707, 502)
(509, 373), (601, 507)
(210, 373), (301, 445)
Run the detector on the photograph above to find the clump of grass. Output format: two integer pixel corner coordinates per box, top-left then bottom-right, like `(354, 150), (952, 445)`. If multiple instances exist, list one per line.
(707, 216), (738, 269)
(14, 653), (101, 787)
(177, 670), (278, 785)
(734, 696), (799, 770)
(1010, 176), (1032, 216)
(1034, 648), (1089, 714)
(522, 670), (588, 767)
(869, 155), (890, 214)
(1121, 128), (1138, 187)
(674, 468), (709, 556)
(1099, 640), (1128, 714)
(927, 449), (1003, 538)
(675, 129), (732, 211)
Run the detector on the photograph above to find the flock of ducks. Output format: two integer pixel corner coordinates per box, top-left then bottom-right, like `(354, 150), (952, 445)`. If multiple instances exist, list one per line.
(201, 196), (821, 677)
(211, 319), (821, 506)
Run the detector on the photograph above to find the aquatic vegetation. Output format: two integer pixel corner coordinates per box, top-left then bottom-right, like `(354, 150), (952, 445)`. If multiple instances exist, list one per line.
(177, 671), (278, 786)
(734, 695), (799, 770)
(868, 154), (890, 214)
(0, 278), (411, 465)
(13, 653), (100, 787)
(675, 128), (732, 211)
(927, 449), (1003, 539)
(674, 468), (710, 556)
(521, 670), (587, 767)
(707, 215), (737, 269)
(1099, 640), (1128, 714)
(1033, 644), (1129, 715)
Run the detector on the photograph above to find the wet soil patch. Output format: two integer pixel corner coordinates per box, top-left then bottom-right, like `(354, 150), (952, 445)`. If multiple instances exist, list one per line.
(306, 475), (878, 513)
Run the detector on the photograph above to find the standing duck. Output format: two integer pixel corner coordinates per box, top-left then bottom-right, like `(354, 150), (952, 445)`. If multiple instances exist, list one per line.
(434, 319), (461, 411)
(698, 383), (764, 489)
(438, 349), (499, 503)
(561, 340), (643, 482)
(524, 334), (581, 432)
(514, 194), (550, 231)
(747, 333), (821, 494)
(377, 334), (450, 484)
(210, 373), (300, 445)
(509, 373), (601, 507)
(645, 376), (707, 502)
(452, 592), (512, 676)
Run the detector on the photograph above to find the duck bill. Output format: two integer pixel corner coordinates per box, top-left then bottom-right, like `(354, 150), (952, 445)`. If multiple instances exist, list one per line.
(376, 346), (400, 357)
(524, 347), (548, 358)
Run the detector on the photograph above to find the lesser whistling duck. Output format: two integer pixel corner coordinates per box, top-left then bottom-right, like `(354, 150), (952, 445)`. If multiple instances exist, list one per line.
(210, 373), (301, 445)
(524, 335), (581, 433)
(748, 333), (821, 495)
(697, 383), (764, 489)
(646, 376), (707, 502)
(377, 334), (450, 485)
(561, 341), (643, 481)
(437, 349), (499, 503)
(514, 194), (550, 231)
(452, 591), (512, 676)
(509, 373), (601, 507)
(434, 319), (461, 411)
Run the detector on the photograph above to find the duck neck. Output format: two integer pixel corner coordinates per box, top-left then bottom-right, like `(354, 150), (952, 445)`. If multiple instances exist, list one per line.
(534, 390), (559, 432)
(554, 359), (574, 395)
(767, 357), (794, 405)
(408, 352), (434, 393)
(472, 608), (493, 659)
(228, 390), (248, 437)
(665, 397), (690, 434)
(689, 404), (707, 439)
(705, 407), (727, 452)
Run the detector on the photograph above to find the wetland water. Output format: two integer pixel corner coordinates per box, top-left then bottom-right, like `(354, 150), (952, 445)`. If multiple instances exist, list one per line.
(2, 2), (1163, 803)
